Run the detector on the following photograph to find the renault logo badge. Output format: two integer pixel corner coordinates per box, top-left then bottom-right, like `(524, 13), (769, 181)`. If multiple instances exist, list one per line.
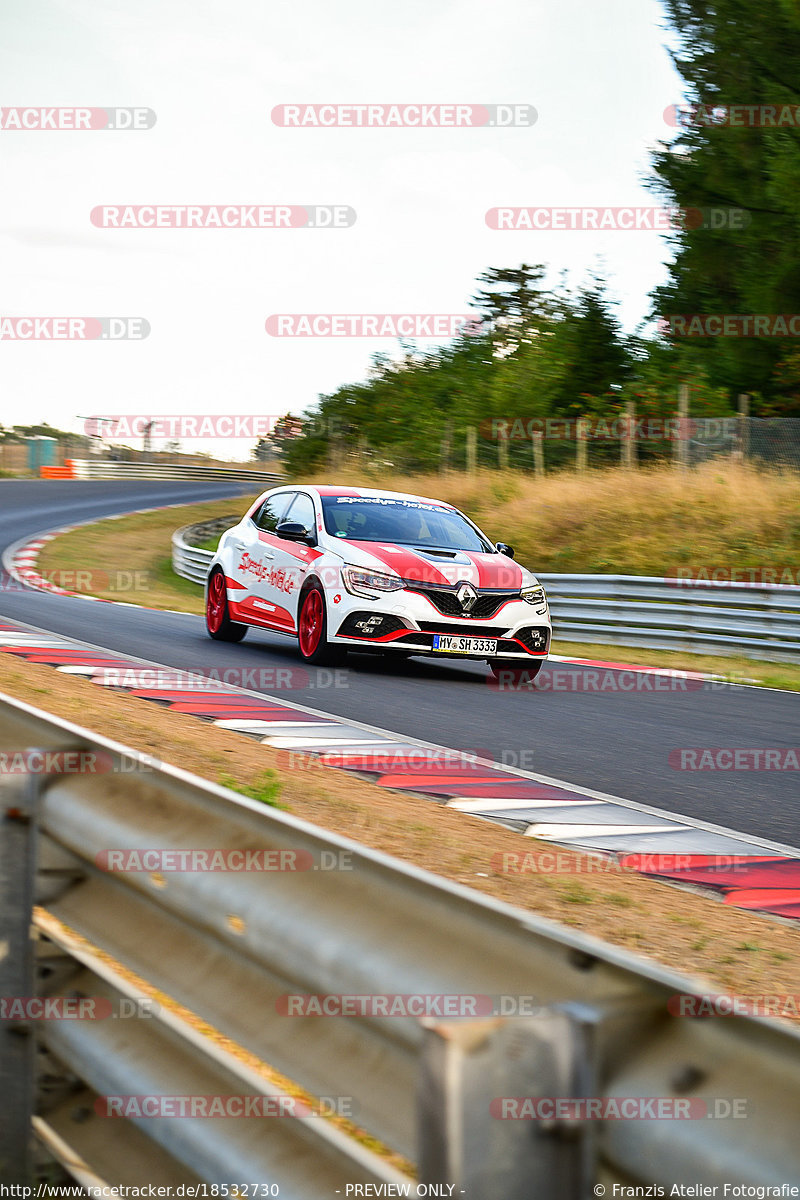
(456, 582), (478, 612)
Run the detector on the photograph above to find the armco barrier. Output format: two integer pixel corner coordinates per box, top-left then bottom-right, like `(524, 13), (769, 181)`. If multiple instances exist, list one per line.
(171, 516), (243, 584)
(1, 691), (799, 1192)
(172, 523), (800, 661)
(538, 572), (800, 662)
(70, 458), (284, 485)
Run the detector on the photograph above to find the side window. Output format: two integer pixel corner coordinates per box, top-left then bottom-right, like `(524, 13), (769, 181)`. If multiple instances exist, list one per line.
(284, 492), (316, 533)
(253, 492), (294, 533)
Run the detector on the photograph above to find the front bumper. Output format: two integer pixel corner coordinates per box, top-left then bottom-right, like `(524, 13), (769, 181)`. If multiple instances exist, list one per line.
(331, 591), (551, 660)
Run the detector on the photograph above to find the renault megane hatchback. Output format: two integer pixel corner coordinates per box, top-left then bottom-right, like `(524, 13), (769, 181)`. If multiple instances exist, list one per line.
(205, 485), (551, 680)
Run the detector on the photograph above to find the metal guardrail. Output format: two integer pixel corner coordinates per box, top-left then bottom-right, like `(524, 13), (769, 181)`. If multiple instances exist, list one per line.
(172, 522), (800, 661)
(539, 573), (800, 662)
(2, 690), (800, 1193)
(173, 524), (216, 583)
(71, 459), (284, 485)
(172, 519), (240, 584)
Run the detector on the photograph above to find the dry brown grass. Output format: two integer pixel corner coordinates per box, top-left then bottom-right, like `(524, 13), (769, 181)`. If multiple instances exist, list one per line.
(301, 462), (800, 576)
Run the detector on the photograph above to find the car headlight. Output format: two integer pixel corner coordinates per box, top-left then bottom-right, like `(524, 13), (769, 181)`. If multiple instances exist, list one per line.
(342, 565), (404, 598)
(521, 584), (547, 606)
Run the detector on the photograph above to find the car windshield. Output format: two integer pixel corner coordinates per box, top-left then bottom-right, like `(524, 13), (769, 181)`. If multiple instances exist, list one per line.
(321, 496), (493, 552)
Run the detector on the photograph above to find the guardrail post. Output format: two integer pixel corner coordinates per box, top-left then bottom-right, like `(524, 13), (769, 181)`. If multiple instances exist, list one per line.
(0, 772), (39, 1183)
(418, 1007), (597, 1199)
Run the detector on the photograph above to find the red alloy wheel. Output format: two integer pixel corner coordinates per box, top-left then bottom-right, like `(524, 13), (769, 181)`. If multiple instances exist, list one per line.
(207, 571), (226, 633)
(298, 588), (324, 657)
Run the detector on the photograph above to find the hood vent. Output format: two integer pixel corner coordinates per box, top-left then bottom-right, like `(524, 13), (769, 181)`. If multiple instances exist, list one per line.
(413, 547), (462, 560)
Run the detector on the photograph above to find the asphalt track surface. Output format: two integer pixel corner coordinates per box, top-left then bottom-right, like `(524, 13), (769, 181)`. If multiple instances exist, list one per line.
(0, 480), (798, 845)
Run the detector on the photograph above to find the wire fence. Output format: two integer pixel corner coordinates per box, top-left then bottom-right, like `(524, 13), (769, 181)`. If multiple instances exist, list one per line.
(322, 416), (800, 475)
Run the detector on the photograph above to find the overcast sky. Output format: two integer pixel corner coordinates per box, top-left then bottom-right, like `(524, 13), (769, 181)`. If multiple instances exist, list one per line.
(0, 0), (683, 458)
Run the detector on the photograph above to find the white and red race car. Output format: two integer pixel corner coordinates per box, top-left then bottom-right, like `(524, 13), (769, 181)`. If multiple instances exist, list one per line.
(205, 485), (551, 679)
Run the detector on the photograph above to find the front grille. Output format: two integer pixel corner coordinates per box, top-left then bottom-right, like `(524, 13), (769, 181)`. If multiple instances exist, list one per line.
(407, 586), (517, 619)
(337, 612), (408, 639)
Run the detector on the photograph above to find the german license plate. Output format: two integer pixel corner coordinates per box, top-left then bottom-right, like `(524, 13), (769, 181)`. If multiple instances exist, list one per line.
(432, 634), (498, 655)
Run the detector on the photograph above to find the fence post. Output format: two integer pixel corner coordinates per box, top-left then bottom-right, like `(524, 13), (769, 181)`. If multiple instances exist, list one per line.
(622, 401), (636, 469)
(439, 421), (452, 474)
(466, 427), (477, 476)
(498, 438), (509, 470)
(576, 418), (588, 474)
(738, 393), (750, 462)
(674, 383), (689, 468)
(532, 431), (544, 478)
(0, 773), (38, 1183)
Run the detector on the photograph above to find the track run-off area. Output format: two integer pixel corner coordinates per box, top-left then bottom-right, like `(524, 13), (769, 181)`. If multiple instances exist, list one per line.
(1, 479), (798, 867)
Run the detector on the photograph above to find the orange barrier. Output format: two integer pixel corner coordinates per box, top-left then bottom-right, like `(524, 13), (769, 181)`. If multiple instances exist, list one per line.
(40, 463), (77, 479)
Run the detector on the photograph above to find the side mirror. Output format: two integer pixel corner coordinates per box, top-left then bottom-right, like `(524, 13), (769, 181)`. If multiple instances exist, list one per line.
(496, 542), (515, 559)
(276, 521), (315, 545)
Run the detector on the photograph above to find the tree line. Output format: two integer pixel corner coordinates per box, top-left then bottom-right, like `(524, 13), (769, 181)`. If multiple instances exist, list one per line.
(284, 0), (800, 473)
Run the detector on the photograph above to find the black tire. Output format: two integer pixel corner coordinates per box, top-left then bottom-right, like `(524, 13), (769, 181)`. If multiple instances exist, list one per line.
(489, 661), (543, 688)
(206, 568), (248, 643)
(297, 582), (345, 665)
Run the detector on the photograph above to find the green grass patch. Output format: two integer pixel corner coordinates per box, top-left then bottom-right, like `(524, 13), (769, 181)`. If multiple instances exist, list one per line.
(218, 770), (285, 809)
